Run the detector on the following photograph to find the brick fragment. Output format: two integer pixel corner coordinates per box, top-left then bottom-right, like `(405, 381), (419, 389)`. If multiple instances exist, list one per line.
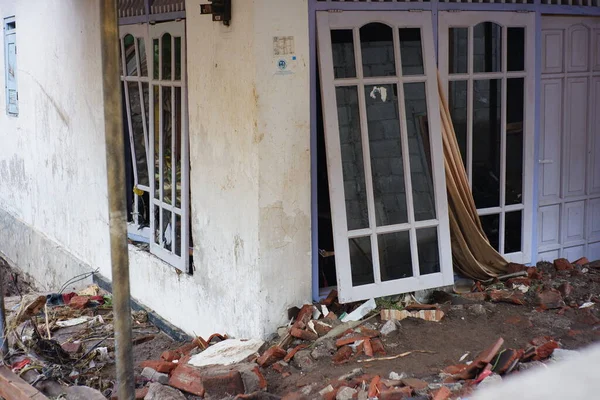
(283, 344), (308, 363)
(493, 348), (523, 375)
(168, 364), (205, 397)
(257, 345), (287, 368)
(69, 295), (90, 309)
(135, 387), (149, 399)
(574, 257), (590, 266)
(506, 277), (532, 287)
(465, 338), (504, 376)
(363, 338), (373, 357)
(506, 262), (527, 273)
(252, 366), (267, 390)
(558, 282), (574, 299)
(332, 346), (353, 364)
(139, 360), (177, 374)
(322, 290), (338, 306)
(536, 289), (565, 309)
(401, 378), (428, 390)
(461, 292), (487, 302)
(357, 326), (381, 338)
(431, 386), (452, 400)
(336, 335), (368, 347)
(370, 338), (386, 356)
(293, 305), (315, 329)
(290, 327), (318, 341)
(202, 369), (245, 398)
(368, 376), (381, 398)
(378, 386), (412, 400)
(489, 290), (525, 305)
(532, 340), (559, 361)
(313, 321), (333, 336)
(61, 341), (82, 354)
(527, 267), (543, 280)
(554, 258), (573, 271)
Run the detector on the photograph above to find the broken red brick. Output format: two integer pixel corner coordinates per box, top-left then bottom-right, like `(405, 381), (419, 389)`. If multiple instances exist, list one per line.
(554, 258), (573, 271)
(378, 386), (413, 400)
(558, 282), (574, 299)
(139, 360), (177, 374)
(202, 369), (245, 398)
(371, 338), (386, 356)
(321, 289), (338, 306)
(532, 340), (559, 361)
(257, 345), (287, 368)
(466, 338), (505, 375)
(290, 327), (318, 341)
(280, 392), (309, 400)
(405, 303), (439, 311)
(68, 295), (90, 309)
(489, 290), (525, 305)
(168, 364), (206, 397)
(293, 305), (316, 329)
(313, 321), (333, 337)
(332, 346), (353, 364)
(357, 326), (381, 338)
(335, 335), (368, 347)
(401, 378), (428, 390)
(431, 386), (452, 400)
(368, 376), (381, 398)
(521, 346), (537, 361)
(530, 336), (553, 346)
(272, 361), (289, 375)
(363, 338), (373, 357)
(536, 289), (565, 309)
(526, 267), (543, 280)
(574, 257), (590, 266)
(493, 348), (523, 375)
(506, 263), (527, 274)
(461, 292), (488, 302)
(61, 341), (82, 354)
(443, 364), (468, 375)
(283, 344), (308, 363)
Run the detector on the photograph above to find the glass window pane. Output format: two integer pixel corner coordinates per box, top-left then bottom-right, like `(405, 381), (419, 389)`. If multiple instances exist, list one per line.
(379, 231), (413, 281)
(336, 87), (369, 230)
(174, 37), (182, 80)
(174, 87), (182, 208)
(153, 39), (159, 80)
(473, 22), (502, 73)
(175, 213), (182, 257)
(472, 79), (501, 209)
(507, 28), (525, 72)
(505, 211), (523, 253)
(124, 34), (137, 76)
(138, 37), (148, 77)
(142, 82), (150, 143)
(153, 85), (160, 199)
(331, 29), (356, 79)
(360, 23), (395, 78)
(449, 28), (468, 74)
(153, 205), (160, 244)
(162, 86), (173, 205)
(127, 82), (149, 187)
(449, 80), (468, 167)
(506, 78), (524, 206)
(162, 33), (172, 80)
(161, 209), (173, 251)
(350, 236), (374, 286)
(404, 82), (436, 221)
(417, 228), (440, 275)
(399, 28), (424, 76)
(480, 214), (500, 251)
(365, 84), (408, 226)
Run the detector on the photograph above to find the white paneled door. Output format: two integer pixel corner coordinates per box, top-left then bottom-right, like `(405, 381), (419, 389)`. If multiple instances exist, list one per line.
(438, 12), (535, 264)
(317, 11), (453, 303)
(538, 17), (600, 262)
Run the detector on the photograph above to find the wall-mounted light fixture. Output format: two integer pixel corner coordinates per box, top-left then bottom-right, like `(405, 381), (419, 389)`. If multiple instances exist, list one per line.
(200, 0), (231, 26)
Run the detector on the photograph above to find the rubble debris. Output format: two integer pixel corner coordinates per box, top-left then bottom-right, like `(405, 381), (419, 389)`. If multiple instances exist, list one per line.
(536, 288), (565, 309)
(554, 258), (574, 271)
(380, 309), (445, 322)
(380, 319), (398, 336)
(340, 298), (376, 322)
(144, 382), (186, 400)
(187, 339), (265, 367)
(0, 365), (50, 400)
(357, 350), (434, 363)
(335, 386), (357, 400)
(488, 290), (525, 305)
(257, 345), (287, 368)
(141, 367), (169, 384)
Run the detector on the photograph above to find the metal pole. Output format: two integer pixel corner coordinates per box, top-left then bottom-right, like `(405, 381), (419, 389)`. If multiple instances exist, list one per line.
(99, 1), (135, 399)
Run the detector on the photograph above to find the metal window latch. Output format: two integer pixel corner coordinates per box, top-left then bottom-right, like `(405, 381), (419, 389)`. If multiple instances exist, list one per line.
(200, 0), (231, 26)
(538, 159), (554, 164)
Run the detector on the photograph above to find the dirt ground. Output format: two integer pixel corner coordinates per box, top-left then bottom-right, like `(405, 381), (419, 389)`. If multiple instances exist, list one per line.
(1, 256), (598, 399)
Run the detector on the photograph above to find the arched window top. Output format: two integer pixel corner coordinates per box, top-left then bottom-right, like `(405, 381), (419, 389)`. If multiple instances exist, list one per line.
(473, 22), (502, 73)
(360, 23), (395, 77)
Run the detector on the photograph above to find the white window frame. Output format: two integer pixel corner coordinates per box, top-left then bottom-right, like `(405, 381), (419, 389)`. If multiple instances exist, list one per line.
(317, 11), (453, 303)
(438, 11), (535, 264)
(4, 16), (17, 116)
(119, 21), (190, 272)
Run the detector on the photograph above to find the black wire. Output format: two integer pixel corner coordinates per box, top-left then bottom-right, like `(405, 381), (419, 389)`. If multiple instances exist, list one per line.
(58, 269), (100, 294)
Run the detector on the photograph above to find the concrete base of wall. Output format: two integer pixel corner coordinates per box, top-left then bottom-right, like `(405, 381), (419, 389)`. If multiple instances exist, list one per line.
(0, 208), (95, 292)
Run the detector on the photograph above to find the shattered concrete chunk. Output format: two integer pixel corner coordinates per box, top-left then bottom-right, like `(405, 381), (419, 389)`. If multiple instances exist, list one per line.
(144, 382), (186, 400)
(380, 319), (399, 336)
(389, 371), (407, 380)
(141, 366), (169, 384)
(188, 339), (264, 367)
(336, 386), (358, 400)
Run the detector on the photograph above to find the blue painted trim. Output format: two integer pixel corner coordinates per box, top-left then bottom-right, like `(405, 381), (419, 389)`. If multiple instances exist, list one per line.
(531, 10), (542, 266)
(309, 2), (320, 302)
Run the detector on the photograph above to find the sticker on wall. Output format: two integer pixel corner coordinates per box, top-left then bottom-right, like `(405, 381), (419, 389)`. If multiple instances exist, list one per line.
(274, 55), (297, 76)
(273, 36), (295, 56)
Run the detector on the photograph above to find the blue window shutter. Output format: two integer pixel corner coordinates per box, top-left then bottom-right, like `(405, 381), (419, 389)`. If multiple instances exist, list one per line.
(5, 32), (18, 115)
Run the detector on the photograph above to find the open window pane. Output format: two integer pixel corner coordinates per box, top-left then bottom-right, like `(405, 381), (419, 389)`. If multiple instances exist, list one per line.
(417, 228), (440, 275)
(127, 82), (149, 186)
(449, 28), (468, 74)
(473, 22), (502, 73)
(162, 86), (173, 205)
(331, 29), (356, 79)
(138, 38), (148, 77)
(124, 34), (138, 76)
(505, 210), (523, 253)
(153, 85), (160, 199)
(162, 33), (172, 80)
(174, 87), (182, 208)
(507, 28), (525, 72)
(361, 23), (395, 78)
(506, 78), (524, 206)
(350, 236), (374, 286)
(404, 82), (436, 221)
(472, 79), (501, 209)
(336, 86), (369, 231)
(365, 84), (408, 226)
(174, 36), (182, 80)
(379, 231), (413, 281)
(399, 28), (424, 76)
(449, 80), (468, 167)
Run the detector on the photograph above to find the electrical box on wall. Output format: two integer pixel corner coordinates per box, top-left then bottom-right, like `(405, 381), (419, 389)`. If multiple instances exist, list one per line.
(201, 0), (231, 26)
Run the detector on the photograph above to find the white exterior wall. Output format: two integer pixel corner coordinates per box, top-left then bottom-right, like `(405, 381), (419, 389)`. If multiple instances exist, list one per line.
(0, 0), (311, 340)
(0, 1), (111, 288)
(128, 0), (312, 339)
